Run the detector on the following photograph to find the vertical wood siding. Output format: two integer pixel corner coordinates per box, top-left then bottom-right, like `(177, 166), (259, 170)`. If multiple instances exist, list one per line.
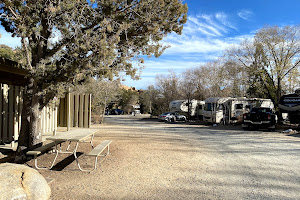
(0, 84), (58, 146)
(58, 93), (91, 128)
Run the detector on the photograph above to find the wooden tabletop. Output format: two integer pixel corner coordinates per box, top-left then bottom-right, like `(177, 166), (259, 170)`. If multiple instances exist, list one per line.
(46, 129), (98, 142)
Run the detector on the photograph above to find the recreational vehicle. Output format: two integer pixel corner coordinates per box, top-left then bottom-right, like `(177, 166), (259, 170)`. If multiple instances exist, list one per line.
(169, 100), (205, 119)
(279, 89), (300, 123)
(203, 97), (274, 124)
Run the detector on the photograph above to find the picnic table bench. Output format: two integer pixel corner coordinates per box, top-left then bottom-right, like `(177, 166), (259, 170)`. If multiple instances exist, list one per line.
(26, 129), (112, 172)
(26, 141), (63, 169)
(85, 140), (112, 172)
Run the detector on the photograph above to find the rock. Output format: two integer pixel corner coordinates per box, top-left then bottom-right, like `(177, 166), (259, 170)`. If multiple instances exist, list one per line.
(0, 163), (51, 200)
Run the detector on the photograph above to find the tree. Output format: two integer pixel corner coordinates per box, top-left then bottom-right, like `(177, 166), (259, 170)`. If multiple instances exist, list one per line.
(75, 78), (121, 123)
(155, 70), (181, 113)
(0, 44), (15, 60)
(179, 69), (198, 120)
(191, 60), (230, 99)
(226, 25), (300, 109)
(221, 60), (248, 97)
(0, 0), (187, 152)
(118, 88), (139, 113)
(139, 85), (159, 114)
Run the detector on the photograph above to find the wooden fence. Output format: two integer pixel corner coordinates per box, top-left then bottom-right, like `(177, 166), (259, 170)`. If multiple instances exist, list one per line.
(58, 93), (91, 129)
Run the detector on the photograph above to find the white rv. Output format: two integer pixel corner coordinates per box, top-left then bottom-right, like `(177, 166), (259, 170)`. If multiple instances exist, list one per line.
(202, 97), (231, 124)
(203, 97), (274, 124)
(169, 100), (205, 119)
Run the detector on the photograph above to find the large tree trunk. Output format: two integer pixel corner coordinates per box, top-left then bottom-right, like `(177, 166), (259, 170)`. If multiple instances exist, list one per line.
(16, 79), (42, 160)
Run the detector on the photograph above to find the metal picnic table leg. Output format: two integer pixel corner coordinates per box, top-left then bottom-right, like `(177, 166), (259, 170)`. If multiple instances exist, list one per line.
(49, 142), (60, 169)
(66, 141), (72, 151)
(90, 133), (94, 148)
(73, 142), (85, 171)
(73, 139), (98, 172)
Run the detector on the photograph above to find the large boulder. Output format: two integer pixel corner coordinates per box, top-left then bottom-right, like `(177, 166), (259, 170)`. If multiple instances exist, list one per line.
(0, 163), (51, 200)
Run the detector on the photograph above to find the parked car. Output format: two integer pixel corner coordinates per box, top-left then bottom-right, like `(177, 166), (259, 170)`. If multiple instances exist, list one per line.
(158, 112), (186, 122)
(110, 109), (124, 115)
(242, 107), (277, 131)
(166, 112), (187, 122)
(158, 112), (172, 121)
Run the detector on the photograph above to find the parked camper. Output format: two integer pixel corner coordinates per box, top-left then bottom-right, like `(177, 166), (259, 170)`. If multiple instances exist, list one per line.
(169, 100), (205, 119)
(203, 97), (231, 124)
(203, 97), (274, 124)
(279, 89), (300, 123)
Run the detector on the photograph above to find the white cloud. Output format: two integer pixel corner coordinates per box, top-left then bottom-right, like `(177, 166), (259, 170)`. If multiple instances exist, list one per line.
(237, 9), (254, 20)
(162, 33), (248, 56)
(188, 16), (222, 37)
(215, 12), (237, 30)
(122, 59), (206, 89)
(199, 14), (228, 33)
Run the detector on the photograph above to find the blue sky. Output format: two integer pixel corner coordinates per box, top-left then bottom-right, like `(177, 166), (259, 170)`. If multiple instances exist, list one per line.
(122, 0), (300, 89)
(1, 0), (300, 89)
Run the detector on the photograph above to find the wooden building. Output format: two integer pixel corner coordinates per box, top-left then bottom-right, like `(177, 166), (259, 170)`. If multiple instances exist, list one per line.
(0, 59), (91, 148)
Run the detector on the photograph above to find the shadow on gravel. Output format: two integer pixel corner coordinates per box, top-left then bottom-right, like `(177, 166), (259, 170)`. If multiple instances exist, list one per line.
(0, 148), (15, 164)
(50, 152), (83, 171)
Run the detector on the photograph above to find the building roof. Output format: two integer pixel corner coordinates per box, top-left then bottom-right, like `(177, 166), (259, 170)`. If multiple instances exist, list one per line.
(0, 58), (28, 86)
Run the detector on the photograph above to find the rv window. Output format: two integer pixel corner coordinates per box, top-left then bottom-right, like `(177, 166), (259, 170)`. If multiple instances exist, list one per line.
(198, 105), (203, 110)
(235, 104), (243, 109)
(205, 103), (212, 111)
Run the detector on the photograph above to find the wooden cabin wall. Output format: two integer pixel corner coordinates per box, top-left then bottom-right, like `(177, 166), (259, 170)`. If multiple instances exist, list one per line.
(0, 84), (22, 146)
(0, 83), (57, 147)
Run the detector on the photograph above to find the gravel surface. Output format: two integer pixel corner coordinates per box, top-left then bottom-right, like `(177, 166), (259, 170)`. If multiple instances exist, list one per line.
(24, 114), (300, 199)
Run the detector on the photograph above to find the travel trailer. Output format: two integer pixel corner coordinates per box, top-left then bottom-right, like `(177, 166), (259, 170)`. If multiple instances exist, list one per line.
(203, 97), (274, 124)
(169, 100), (205, 119)
(279, 89), (300, 123)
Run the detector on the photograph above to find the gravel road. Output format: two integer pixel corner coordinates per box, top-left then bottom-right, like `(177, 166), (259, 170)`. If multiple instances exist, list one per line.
(33, 114), (300, 199)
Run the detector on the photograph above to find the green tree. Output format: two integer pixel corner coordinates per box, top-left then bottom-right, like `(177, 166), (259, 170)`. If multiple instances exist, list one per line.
(0, 0), (187, 152)
(118, 88), (139, 113)
(0, 44), (15, 60)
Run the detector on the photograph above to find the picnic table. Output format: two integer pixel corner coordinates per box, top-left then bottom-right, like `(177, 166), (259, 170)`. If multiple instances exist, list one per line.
(27, 128), (112, 172)
(46, 129), (96, 171)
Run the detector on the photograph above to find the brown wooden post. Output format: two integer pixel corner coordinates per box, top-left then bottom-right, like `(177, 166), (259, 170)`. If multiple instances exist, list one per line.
(89, 94), (92, 128)
(59, 98), (64, 127)
(8, 85), (14, 143)
(79, 94), (84, 128)
(67, 90), (71, 131)
(74, 94), (79, 127)
(84, 94), (89, 128)
(70, 93), (74, 127)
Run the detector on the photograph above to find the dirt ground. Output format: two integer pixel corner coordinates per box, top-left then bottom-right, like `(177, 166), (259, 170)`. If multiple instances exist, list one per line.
(2, 115), (300, 199)
(27, 120), (210, 200)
